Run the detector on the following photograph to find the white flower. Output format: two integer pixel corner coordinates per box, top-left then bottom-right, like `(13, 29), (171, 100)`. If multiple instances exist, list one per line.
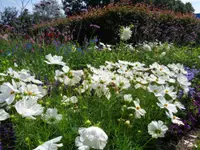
(147, 84), (165, 97)
(120, 26), (132, 41)
(92, 84), (111, 100)
(0, 109), (10, 121)
(124, 94), (133, 102)
(44, 54), (66, 66)
(33, 136), (63, 150)
(157, 97), (177, 115)
(127, 98), (146, 118)
(148, 120), (168, 138)
(160, 52), (166, 57)
(166, 112), (184, 126)
(0, 80), (19, 105)
(75, 137), (90, 150)
(63, 70), (83, 86)
(20, 83), (46, 100)
(15, 97), (44, 119)
(163, 85), (177, 99)
(177, 74), (191, 86)
(62, 96), (78, 104)
(42, 108), (62, 124)
(75, 126), (108, 150)
(142, 44), (151, 51)
(14, 62), (18, 67)
(17, 69), (43, 84)
(177, 74), (191, 93)
(174, 101), (185, 110)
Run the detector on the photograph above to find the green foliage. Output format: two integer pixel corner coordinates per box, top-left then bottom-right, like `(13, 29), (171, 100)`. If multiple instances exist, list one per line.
(0, 40), (200, 149)
(32, 4), (199, 46)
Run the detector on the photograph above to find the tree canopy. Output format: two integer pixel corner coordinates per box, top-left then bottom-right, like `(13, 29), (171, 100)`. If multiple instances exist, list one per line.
(62, 0), (195, 16)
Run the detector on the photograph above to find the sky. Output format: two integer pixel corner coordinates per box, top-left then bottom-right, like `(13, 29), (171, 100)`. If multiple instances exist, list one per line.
(0, 0), (200, 13)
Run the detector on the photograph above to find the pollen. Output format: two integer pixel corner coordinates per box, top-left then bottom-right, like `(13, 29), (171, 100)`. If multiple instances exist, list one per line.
(164, 104), (168, 107)
(27, 92), (33, 95)
(136, 106), (140, 110)
(10, 91), (15, 95)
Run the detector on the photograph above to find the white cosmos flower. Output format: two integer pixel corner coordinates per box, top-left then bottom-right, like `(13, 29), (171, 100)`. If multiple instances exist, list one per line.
(0, 80), (19, 105)
(120, 26), (132, 41)
(75, 126), (108, 150)
(0, 109), (10, 121)
(174, 101), (185, 110)
(157, 97), (177, 115)
(42, 108), (62, 124)
(62, 96), (78, 104)
(177, 74), (191, 93)
(33, 136), (63, 150)
(63, 70), (83, 86)
(20, 83), (46, 100)
(15, 97), (44, 119)
(177, 74), (190, 86)
(148, 120), (168, 138)
(124, 94), (133, 103)
(17, 69), (43, 84)
(44, 54), (66, 66)
(127, 98), (146, 118)
(166, 112), (184, 126)
(113, 75), (130, 90)
(163, 85), (177, 99)
(147, 84), (165, 97)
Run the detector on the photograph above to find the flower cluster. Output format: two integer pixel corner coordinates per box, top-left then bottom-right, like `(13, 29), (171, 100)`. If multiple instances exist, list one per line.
(169, 67), (200, 136)
(0, 51), (193, 149)
(0, 67), (63, 122)
(44, 54), (191, 141)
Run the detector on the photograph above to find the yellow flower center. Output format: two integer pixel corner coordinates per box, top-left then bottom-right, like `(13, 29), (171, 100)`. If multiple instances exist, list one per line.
(136, 106), (140, 110)
(164, 104), (168, 107)
(27, 92), (33, 95)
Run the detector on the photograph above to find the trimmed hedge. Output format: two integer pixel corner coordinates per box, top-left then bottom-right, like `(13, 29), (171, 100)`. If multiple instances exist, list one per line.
(30, 3), (200, 45)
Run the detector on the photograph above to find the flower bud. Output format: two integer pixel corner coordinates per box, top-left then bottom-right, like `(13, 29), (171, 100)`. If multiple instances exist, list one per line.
(85, 120), (92, 126)
(125, 120), (130, 126)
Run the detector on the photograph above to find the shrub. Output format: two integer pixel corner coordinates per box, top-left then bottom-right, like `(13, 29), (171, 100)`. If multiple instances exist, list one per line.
(30, 3), (200, 45)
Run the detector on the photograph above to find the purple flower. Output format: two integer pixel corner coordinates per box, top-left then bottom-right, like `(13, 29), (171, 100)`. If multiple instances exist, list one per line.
(0, 121), (16, 149)
(189, 87), (195, 98)
(185, 67), (199, 81)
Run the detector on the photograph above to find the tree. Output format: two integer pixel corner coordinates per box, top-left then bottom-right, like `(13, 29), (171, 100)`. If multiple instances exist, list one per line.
(16, 9), (35, 33)
(62, 0), (120, 16)
(33, 0), (62, 21)
(185, 2), (195, 13)
(62, 0), (87, 16)
(151, 0), (194, 13)
(0, 7), (18, 26)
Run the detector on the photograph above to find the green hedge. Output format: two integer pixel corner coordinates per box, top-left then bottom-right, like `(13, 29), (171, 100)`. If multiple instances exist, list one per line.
(30, 4), (200, 45)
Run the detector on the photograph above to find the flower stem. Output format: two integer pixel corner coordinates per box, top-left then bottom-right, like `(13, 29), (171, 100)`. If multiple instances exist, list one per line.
(141, 138), (153, 149)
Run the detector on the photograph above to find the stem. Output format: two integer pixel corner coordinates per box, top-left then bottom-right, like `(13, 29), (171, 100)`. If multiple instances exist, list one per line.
(141, 138), (153, 149)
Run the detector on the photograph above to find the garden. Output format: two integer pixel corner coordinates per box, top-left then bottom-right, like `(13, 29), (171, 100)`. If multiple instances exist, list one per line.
(1, 0), (200, 150)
